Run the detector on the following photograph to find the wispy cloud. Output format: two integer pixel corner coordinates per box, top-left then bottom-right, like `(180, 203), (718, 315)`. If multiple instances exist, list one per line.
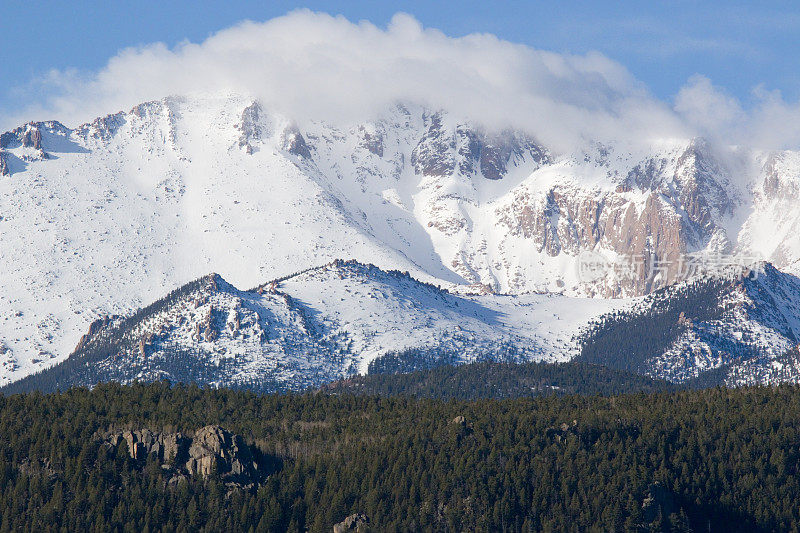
(570, 14), (765, 61)
(675, 75), (800, 150)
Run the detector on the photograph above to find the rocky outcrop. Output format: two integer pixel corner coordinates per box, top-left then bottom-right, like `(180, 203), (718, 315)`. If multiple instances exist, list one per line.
(108, 428), (187, 462)
(197, 306), (219, 342)
(0, 123), (43, 150)
(672, 139), (736, 238)
(76, 111), (127, 141)
(480, 130), (549, 180)
(103, 425), (264, 487)
(358, 125), (384, 157)
(2, 120), (72, 150)
(237, 102), (265, 154)
(186, 425), (258, 480)
(73, 315), (118, 352)
(412, 112), (455, 177)
(333, 513), (369, 533)
(489, 139), (742, 296)
(23, 126), (42, 150)
(497, 187), (688, 295)
(283, 126), (313, 160)
(411, 112), (548, 179)
(0, 122), (60, 168)
(0, 152), (9, 176)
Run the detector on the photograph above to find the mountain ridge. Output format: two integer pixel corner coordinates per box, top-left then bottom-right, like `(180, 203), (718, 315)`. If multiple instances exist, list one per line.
(2, 259), (622, 393)
(577, 262), (800, 385)
(6, 259), (800, 393)
(2, 92), (800, 384)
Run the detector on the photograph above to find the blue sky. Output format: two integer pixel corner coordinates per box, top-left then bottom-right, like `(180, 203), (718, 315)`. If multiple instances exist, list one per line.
(2, 1), (800, 129)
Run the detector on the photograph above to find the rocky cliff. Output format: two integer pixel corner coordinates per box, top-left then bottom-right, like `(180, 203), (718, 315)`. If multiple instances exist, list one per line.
(103, 425), (265, 488)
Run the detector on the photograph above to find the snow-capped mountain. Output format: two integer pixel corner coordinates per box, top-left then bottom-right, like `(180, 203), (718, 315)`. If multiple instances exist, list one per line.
(2, 92), (800, 385)
(3, 260), (619, 392)
(577, 263), (800, 386)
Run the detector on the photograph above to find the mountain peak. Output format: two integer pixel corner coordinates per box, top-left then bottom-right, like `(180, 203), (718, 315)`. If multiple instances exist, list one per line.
(199, 273), (236, 294)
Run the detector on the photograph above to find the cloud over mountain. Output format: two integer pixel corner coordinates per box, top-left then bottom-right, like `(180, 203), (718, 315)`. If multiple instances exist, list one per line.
(6, 10), (800, 152)
(3, 10), (691, 153)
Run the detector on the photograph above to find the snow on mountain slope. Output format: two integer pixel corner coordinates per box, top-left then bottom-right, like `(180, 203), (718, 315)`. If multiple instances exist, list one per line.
(2, 92), (800, 385)
(2, 261), (622, 392)
(737, 150), (800, 273)
(0, 95), (449, 383)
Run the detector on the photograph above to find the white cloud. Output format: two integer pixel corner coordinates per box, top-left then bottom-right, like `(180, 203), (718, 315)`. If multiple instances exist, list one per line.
(675, 75), (800, 150)
(675, 75), (745, 138)
(0, 10), (690, 153)
(745, 86), (800, 150)
(6, 10), (800, 152)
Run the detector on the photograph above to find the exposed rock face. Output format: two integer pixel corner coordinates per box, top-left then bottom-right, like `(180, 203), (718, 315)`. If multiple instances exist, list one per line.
(186, 425), (258, 479)
(0, 122), (60, 174)
(76, 111), (127, 141)
(399, 113), (745, 297)
(73, 315), (119, 352)
(410, 111), (548, 179)
(237, 102), (266, 154)
(1, 121), (74, 151)
(411, 112), (455, 177)
(282, 126), (313, 160)
(333, 513), (370, 533)
(358, 124), (384, 157)
(498, 188), (689, 295)
(480, 130), (549, 180)
(0, 152), (9, 176)
(23, 127), (42, 150)
(104, 425), (263, 486)
(488, 140), (740, 296)
(108, 428), (187, 463)
(449, 415), (473, 436)
(0, 123), (43, 150)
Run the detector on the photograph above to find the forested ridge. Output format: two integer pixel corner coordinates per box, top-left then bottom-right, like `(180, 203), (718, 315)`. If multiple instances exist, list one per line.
(1, 382), (800, 531)
(576, 276), (736, 376)
(324, 361), (679, 399)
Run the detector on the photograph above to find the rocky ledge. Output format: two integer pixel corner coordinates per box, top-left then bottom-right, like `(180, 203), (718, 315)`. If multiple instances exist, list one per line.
(102, 425), (272, 489)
